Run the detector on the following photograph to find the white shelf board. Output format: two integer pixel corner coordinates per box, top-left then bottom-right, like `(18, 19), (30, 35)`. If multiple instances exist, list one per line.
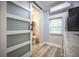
(22, 51), (31, 57)
(7, 13), (30, 22)
(7, 41), (30, 53)
(10, 1), (31, 12)
(7, 30), (30, 35)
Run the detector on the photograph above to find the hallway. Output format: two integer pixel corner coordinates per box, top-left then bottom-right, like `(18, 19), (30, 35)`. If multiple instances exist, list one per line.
(0, 1), (79, 57)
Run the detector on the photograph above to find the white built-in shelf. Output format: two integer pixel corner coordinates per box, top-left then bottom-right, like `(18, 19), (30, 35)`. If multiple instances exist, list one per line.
(7, 13), (30, 22)
(22, 51), (31, 57)
(10, 1), (30, 12)
(7, 30), (30, 35)
(7, 41), (30, 53)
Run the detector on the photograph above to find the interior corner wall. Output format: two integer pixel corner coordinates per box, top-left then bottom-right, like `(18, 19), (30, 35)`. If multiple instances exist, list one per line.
(44, 11), (49, 42)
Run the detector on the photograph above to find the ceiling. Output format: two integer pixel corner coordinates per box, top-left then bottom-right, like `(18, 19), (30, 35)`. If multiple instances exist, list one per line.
(35, 1), (65, 11)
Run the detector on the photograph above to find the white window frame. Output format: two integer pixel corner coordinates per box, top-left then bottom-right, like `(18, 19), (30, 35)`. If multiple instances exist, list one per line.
(49, 17), (63, 35)
(49, 12), (68, 35)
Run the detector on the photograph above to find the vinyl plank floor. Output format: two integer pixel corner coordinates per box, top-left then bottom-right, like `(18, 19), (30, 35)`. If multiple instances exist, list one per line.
(32, 44), (62, 57)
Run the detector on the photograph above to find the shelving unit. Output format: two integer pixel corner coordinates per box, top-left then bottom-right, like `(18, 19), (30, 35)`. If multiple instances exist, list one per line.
(0, 1), (32, 57)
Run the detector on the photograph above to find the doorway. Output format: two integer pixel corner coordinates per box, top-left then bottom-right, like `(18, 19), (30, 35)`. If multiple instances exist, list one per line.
(31, 3), (42, 55)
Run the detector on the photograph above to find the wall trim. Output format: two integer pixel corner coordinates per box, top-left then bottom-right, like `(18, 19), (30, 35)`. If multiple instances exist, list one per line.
(40, 42), (46, 47)
(45, 42), (62, 48)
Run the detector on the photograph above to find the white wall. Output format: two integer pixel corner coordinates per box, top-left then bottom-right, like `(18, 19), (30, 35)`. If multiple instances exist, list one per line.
(43, 11), (49, 42)
(40, 11), (44, 44)
(40, 11), (49, 44)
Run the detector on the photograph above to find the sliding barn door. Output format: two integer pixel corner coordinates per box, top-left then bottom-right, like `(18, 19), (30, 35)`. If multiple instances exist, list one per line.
(0, 1), (32, 57)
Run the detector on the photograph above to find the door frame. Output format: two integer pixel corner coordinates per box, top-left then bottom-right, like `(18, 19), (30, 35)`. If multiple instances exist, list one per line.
(0, 1), (7, 57)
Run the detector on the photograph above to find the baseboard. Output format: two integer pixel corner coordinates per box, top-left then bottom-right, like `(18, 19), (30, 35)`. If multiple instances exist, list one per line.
(40, 42), (46, 47)
(45, 42), (62, 48)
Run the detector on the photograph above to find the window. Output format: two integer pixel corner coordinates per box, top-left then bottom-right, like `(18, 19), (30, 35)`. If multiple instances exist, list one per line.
(49, 18), (63, 34)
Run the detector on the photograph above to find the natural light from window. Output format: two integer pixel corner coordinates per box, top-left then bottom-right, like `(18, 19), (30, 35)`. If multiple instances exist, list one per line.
(49, 18), (63, 34)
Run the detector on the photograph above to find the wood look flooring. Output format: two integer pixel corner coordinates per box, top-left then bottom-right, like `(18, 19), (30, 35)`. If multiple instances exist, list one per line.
(32, 43), (63, 57)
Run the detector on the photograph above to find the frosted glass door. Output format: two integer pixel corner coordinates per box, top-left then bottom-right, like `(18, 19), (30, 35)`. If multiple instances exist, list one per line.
(7, 18), (30, 30)
(7, 2), (30, 19)
(7, 44), (30, 57)
(6, 1), (31, 57)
